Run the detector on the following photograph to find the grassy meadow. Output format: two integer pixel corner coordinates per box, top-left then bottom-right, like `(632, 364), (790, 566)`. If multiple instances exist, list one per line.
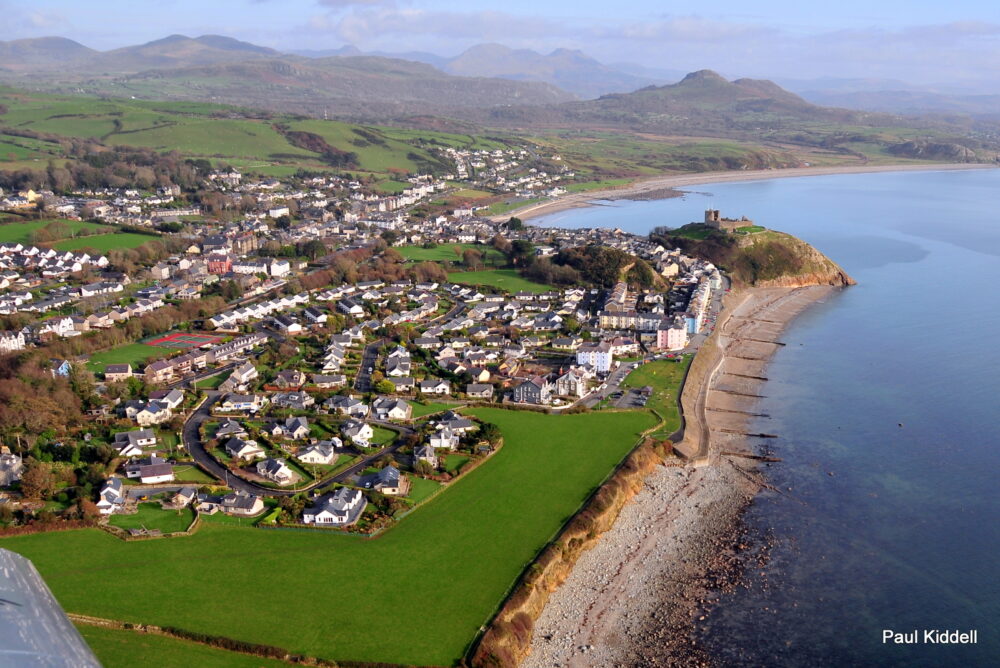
(2, 409), (654, 666)
(447, 269), (551, 293)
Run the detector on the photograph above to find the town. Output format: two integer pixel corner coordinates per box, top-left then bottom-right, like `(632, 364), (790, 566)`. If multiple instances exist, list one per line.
(0, 160), (725, 534)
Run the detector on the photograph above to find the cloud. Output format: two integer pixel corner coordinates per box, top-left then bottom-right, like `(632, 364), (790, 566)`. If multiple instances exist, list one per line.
(308, 7), (569, 46)
(317, 0), (398, 9)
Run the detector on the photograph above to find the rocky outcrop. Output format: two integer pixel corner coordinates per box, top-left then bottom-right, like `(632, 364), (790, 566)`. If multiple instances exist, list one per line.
(733, 230), (856, 287)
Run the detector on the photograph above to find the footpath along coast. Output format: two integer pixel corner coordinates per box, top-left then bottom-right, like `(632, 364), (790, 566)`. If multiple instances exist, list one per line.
(523, 285), (836, 667)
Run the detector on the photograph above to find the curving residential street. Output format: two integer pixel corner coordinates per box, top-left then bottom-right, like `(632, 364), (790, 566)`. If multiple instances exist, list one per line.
(181, 391), (415, 497)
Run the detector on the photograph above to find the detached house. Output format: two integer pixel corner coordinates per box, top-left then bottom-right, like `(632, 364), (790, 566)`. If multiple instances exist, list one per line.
(302, 487), (366, 525)
(357, 465), (409, 496)
(96, 478), (126, 515)
(256, 458), (296, 485)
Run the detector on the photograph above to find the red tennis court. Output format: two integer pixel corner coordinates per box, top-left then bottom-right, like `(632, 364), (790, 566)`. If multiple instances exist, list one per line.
(144, 332), (224, 349)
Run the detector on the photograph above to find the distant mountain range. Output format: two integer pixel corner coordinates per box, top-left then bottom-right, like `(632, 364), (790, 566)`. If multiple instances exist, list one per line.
(4, 33), (1000, 119)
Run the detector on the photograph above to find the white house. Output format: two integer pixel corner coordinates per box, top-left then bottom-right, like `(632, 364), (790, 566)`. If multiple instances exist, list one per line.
(302, 487), (365, 525)
(576, 342), (614, 374)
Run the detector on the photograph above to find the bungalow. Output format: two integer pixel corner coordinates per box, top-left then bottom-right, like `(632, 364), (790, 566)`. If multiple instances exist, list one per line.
(357, 465), (409, 496)
(436, 411), (477, 434)
(224, 437), (266, 461)
(298, 442), (338, 465)
(388, 376), (415, 393)
(96, 478), (126, 515)
(465, 383), (494, 400)
(341, 419), (374, 445)
(217, 393), (268, 414)
(324, 395), (369, 418)
(419, 378), (451, 396)
(215, 419), (248, 439)
(311, 373), (346, 389)
(337, 298), (364, 316)
(256, 458), (296, 485)
(271, 391), (315, 411)
(113, 429), (157, 457)
(372, 397), (412, 421)
(124, 455), (175, 484)
(302, 487), (366, 525)
(104, 363), (133, 382)
(272, 315), (303, 335)
(197, 490), (264, 516)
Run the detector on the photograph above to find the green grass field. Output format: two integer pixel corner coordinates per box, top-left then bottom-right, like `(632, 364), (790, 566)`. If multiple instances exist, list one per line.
(487, 197), (547, 215)
(87, 343), (169, 373)
(0, 219), (110, 244)
(195, 372), (230, 390)
(622, 357), (692, 439)
(397, 243), (505, 265)
(78, 625), (294, 668)
(108, 503), (195, 534)
(447, 269), (551, 294)
(52, 232), (158, 251)
(2, 409), (654, 665)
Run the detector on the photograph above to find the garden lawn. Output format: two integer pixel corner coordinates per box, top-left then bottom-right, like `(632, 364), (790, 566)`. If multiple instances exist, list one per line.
(447, 269), (551, 294)
(370, 426), (397, 446)
(405, 476), (442, 505)
(108, 503), (195, 534)
(195, 372), (230, 389)
(78, 625), (293, 668)
(621, 357), (692, 438)
(87, 343), (170, 373)
(2, 409), (654, 666)
(442, 454), (471, 474)
(52, 232), (157, 251)
(410, 402), (453, 418)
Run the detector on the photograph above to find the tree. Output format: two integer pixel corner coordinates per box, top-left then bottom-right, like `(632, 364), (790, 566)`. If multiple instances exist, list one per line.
(462, 248), (484, 270)
(374, 379), (395, 395)
(509, 239), (534, 266)
(19, 459), (57, 500)
(415, 460), (434, 476)
(507, 217), (524, 231)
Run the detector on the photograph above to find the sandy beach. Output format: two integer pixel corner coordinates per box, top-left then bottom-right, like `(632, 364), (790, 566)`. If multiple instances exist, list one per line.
(523, 285), (836, 667)
(495, 163), (993, 223)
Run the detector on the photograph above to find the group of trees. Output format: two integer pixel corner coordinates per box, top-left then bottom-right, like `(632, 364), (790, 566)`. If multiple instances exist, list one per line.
(0, 136), (208, 193)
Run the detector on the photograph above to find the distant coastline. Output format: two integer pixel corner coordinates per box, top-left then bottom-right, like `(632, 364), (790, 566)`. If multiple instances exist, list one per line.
(496, 162), (995, 223)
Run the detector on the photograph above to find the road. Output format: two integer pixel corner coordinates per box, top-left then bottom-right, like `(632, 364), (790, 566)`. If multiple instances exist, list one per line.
(181, 391), (415, 498)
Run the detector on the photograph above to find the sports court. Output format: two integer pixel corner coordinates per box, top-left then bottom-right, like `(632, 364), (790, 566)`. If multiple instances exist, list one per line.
(143, 332), (224, 349)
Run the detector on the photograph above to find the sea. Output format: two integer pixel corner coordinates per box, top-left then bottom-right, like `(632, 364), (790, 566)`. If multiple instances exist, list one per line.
(534, 169), (1000, 667)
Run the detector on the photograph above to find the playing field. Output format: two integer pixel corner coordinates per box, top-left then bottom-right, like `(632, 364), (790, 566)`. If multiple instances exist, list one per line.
(86, 343), (171, 373)
(397, 243), (505, 265)
(52, 232), (158, 252)
(447, 269), (551, 293)
(1, 409), (655, 666)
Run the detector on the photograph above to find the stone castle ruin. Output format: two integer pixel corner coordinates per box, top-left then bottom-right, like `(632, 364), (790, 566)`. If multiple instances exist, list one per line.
(702, 209), (753, 232)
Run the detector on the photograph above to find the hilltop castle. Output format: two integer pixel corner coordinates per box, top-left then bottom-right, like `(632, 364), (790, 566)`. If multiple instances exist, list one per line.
(702, 209), (752, 232)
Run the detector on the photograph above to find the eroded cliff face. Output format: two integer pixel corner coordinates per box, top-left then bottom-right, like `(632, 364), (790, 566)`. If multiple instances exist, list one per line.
(733, 231), (856, 288)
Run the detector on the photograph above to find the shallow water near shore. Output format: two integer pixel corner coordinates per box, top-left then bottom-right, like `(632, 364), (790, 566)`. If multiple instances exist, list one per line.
(535, 169), (1000, 666)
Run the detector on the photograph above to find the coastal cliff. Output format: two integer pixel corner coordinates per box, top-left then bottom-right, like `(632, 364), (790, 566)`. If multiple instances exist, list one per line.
(733, 230), (856, 288)
(650, 225), (856, 288)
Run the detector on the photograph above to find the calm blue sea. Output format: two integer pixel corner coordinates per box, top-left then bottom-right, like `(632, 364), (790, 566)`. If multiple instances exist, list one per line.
(535, 169), (1000, 667)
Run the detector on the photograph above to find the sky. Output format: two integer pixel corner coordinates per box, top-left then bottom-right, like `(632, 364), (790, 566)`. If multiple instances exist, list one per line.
(5, 0), (1000, 89)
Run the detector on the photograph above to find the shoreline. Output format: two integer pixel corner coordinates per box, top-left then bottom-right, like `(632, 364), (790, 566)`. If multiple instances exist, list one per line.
(523, 285), (836, 667)
(492, 162), (994, 223)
